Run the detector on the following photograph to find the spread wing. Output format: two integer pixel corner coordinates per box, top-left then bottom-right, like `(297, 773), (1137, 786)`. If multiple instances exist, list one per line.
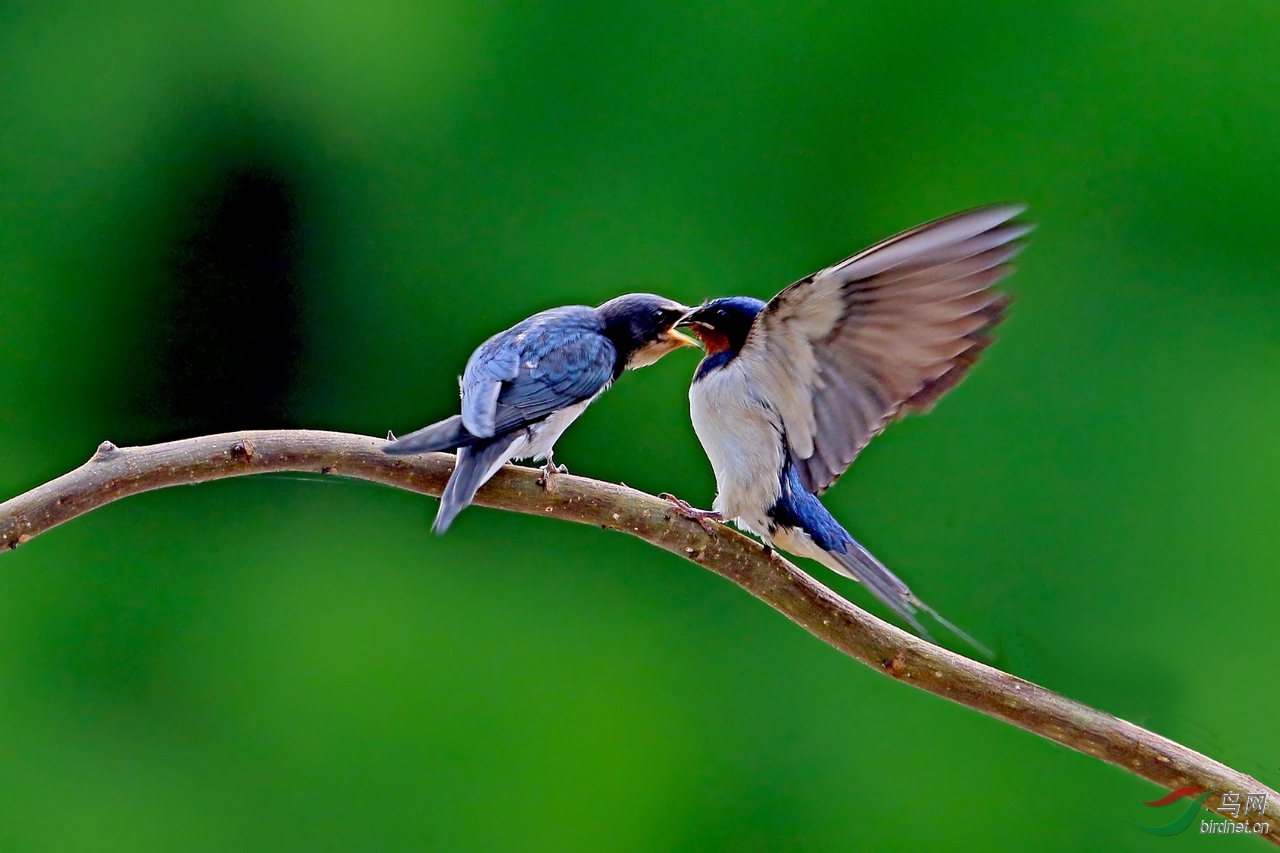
(460, 309), (616, 438)
(739, 204), (1030, 494)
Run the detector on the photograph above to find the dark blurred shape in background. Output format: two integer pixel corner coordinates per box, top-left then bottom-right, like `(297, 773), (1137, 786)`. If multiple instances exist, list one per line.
(143, 166), (305, 438)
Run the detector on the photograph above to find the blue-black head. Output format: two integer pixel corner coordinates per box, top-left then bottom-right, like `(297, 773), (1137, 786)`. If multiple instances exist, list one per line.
(596, 293), (696, 370)
(678, 296), (767, 359)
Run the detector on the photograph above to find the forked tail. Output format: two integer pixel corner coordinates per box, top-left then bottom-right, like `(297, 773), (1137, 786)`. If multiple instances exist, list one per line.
(774, 464), (990, 655)
(431, 435), (518, 534)
(826, 537), (992, 657)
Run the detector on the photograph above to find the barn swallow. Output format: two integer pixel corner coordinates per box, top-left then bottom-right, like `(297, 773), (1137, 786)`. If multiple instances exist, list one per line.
(385, 294), (694, 533)
(665, 205), (1030, 648)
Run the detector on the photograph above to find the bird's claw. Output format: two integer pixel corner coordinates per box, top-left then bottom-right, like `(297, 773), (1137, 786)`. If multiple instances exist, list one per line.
(538, 459), (568, 493)
(659, 493), (723, 538)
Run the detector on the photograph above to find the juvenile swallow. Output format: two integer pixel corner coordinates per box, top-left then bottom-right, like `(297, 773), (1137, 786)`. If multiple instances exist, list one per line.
(667, 205), (1030, 647)
(385, 294), (694, 533)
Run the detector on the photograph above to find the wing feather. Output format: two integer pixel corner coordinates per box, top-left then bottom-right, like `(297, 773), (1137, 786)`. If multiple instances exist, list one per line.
(460, 346), (519, 437)
(460, 307), (616, 439)
(740, 204), (1029, 494)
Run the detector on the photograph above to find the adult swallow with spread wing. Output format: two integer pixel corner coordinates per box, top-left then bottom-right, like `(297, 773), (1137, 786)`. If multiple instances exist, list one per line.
(666, 205), (1030, 647)
(386, 294), (695, 533)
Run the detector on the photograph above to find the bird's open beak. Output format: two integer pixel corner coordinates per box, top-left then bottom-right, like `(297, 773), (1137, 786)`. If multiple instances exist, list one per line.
(659, 305), (698, 350)
(627, 310), (700, 369)
(666, 327), (699, 349)
(674, 308), (709, 348)
(675, 307), (734, 355)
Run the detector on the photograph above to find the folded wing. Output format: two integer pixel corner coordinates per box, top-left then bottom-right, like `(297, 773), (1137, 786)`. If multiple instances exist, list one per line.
(461, 312), (617, 439)
(739, 204), (1030, 494)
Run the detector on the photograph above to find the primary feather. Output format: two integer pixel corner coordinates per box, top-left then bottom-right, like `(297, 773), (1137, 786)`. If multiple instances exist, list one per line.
(741, 204), (1027, 494)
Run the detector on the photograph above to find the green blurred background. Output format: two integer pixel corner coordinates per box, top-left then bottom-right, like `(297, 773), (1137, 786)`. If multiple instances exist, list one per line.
(1, 1), (1276, 850)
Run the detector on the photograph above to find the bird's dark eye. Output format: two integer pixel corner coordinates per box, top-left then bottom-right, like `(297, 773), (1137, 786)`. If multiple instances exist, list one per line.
(715, 308), (728, 318)
(651, 308), (665, 322)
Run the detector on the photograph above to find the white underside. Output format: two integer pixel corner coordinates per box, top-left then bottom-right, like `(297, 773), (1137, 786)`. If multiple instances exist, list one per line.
(511, 396), (594, 461)
(771, 524), (859, 580)
(689, 361), (785, 539)
(691, 364), (875, 585)
(467, 395), (597, 490)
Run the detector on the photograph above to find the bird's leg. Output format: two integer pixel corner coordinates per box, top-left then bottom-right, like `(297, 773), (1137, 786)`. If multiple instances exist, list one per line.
(538, 452), (568, 493)
(659, 493), (723, 537)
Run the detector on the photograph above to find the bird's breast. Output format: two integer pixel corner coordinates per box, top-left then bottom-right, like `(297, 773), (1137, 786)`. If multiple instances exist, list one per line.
(689, 364), (785, 527)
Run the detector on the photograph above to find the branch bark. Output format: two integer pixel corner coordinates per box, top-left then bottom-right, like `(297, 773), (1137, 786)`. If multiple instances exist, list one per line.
(1, 429), (1275, 842)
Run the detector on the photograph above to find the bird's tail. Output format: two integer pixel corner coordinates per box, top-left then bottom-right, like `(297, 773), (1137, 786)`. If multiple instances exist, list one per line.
(432, 435), (518, 534)
(383, 415), (475, 455)
(773, 465), (990, 654)
(819, 539), (991, 657)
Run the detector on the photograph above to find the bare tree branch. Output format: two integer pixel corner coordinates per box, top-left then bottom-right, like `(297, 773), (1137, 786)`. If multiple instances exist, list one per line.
(0, 429), (1274, 842)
